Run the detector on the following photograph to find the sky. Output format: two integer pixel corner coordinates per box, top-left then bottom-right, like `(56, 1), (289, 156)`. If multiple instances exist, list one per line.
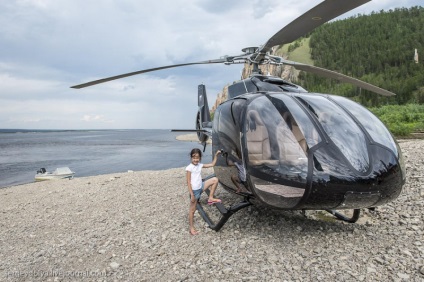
(1, 0), (422, 130)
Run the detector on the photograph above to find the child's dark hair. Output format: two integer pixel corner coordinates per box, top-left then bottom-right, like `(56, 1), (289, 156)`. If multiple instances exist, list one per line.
(190, 148), (202, 159)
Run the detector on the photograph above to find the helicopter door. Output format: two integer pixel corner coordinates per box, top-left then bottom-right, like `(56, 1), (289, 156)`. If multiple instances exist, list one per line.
(245, 110), (279, 166)
(243, 95), (317, 209)
(276, 113), (308, 166)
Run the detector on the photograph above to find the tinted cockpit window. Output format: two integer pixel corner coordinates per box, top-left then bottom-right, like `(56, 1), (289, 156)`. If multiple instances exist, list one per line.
(330, 96), (398, 156)
(295, 94), (370, 173)
(244, 95), (308, 181)
(270, 94), (321, 149)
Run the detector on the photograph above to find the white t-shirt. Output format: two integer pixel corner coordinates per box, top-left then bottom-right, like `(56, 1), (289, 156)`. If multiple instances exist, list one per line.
(186, 163), (203, 190)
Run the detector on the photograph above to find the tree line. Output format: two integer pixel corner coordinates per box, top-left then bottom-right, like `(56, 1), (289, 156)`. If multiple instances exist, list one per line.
(294, 7), (424, 107)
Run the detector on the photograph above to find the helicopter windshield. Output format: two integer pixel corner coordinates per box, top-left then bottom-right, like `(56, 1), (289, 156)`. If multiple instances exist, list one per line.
(244, 93), (371, 178)
(329, 95), (398, 156)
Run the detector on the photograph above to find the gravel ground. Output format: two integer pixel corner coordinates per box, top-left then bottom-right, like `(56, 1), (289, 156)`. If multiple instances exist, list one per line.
(0, 140), (423, 282)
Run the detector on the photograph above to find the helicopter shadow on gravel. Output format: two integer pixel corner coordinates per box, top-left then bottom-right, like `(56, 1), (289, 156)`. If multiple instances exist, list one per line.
(202, 188), (366, 238)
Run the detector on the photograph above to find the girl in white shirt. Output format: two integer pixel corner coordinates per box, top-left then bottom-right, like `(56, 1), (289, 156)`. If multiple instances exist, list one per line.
(186, 148), (221, 235)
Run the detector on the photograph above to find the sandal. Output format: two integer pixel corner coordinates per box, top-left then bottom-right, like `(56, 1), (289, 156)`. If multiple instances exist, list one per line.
(207, 199), (222, 205)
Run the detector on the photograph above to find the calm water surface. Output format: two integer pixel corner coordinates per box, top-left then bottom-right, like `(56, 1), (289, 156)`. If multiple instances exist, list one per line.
(0, 129), (209, 188)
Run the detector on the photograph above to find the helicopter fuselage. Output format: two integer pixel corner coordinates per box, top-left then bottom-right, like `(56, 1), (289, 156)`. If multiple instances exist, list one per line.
(211, 75), (405, 210)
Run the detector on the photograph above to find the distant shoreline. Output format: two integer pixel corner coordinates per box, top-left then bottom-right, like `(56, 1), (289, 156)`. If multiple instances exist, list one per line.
(175, 133), (212, 143)
(175, 133), (198, 142)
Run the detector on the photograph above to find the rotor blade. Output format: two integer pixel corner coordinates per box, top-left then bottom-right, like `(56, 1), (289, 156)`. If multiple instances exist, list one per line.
(261, 0), (370, 53)
(70, 59), (227, 89)
(282, 59), (396, 96)
(171, 129), (211, 133)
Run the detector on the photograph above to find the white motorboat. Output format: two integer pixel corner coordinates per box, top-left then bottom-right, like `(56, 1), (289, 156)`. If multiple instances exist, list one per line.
(35, 167), (75, 181)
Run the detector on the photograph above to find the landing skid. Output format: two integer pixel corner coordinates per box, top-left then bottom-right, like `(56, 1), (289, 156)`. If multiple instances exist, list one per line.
(325, 209), (361, 223)
(197, 175), (252, 231)
(196, 197), (252, 231)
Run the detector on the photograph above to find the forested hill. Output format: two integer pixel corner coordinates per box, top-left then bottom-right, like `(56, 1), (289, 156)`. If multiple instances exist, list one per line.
(295, 6), (424, 107)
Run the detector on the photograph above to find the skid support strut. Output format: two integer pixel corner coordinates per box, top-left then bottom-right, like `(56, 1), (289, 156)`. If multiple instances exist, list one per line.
(325, 209), (361, 223)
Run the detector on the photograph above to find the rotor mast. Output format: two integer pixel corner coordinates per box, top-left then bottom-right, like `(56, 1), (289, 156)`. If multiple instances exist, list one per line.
(241, 46), (282, 76)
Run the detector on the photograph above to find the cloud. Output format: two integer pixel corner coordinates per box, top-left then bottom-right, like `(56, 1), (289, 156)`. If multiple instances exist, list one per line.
(0, 0), (421, 129)
(81, 114), (113, 123)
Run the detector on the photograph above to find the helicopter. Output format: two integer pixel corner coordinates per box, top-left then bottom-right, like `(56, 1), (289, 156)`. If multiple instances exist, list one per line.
(71, 0), (406, 231)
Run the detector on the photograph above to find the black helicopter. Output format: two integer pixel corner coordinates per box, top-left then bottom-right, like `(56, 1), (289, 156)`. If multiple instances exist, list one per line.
(72, 0), (406, 230)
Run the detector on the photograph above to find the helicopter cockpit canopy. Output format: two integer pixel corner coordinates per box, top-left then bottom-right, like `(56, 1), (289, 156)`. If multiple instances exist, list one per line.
(243, 92), (402, 209)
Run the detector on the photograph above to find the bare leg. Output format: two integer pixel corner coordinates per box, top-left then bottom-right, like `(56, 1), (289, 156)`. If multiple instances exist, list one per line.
(231, 175), (242, 193)
(204, 177), (220, 202)
(189, 198), (199, 235)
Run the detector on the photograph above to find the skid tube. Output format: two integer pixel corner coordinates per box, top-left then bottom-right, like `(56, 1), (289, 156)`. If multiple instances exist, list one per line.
(197, 175), (252, 231)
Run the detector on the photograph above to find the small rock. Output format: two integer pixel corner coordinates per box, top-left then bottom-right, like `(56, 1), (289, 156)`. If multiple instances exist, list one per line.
(110, 262), (120, 269)
(367, 267), (376, 273)
(397, 273), (409, 279)
(223, 267), (232, 274)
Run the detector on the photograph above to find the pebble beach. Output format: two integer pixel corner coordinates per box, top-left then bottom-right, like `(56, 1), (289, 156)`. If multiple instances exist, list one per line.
(0, 139), (423, 281)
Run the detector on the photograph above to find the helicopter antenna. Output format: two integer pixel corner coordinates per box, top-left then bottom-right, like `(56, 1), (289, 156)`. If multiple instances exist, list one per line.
(242, 76), (248, 93)
(266, 61), (271, 76)
(239, 70), (248, 93)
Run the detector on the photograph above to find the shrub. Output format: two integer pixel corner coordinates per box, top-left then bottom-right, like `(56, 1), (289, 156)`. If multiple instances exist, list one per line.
(369, 104), (424, 136)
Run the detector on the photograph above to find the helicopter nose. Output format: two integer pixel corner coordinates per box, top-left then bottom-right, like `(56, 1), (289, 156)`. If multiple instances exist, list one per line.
(301, 143), (404, 210)
(247, 143), (404, 210)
